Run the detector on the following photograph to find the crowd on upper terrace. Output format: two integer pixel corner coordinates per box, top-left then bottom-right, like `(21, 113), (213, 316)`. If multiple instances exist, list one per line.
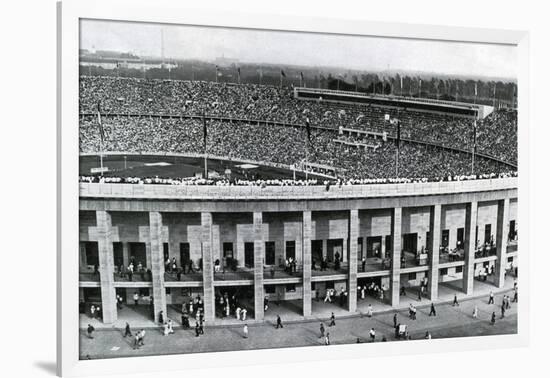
(80, 77), (518, 165)
(80, 115), (512, 180)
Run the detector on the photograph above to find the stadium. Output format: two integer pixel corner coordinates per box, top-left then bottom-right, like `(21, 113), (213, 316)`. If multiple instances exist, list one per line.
(78, 75), (518, 353)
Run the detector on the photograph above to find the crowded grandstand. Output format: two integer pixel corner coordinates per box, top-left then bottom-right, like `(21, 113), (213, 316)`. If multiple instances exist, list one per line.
(79, 76), (517, 184)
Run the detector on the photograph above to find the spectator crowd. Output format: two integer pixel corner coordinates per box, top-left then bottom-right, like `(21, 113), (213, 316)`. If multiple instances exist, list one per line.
(79, 76), (518, 182)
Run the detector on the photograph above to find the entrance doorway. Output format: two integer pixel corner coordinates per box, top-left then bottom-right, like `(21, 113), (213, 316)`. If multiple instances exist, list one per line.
(327, 239), (343, 262)
(129, 242), (146, 266)
(312, 240), (323, 264)
(244, 242), (254, 268)
(402, 233), (418, 254)
(180, 243), (190, 266)
(366, 236), (382, 258)
(113, 242), (123, 268)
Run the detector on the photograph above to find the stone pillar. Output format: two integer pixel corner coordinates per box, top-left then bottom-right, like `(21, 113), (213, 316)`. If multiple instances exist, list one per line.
(201, 212), (215, 321)
(322, 239), (327, 259)
(302, 211), (312, 317)
(96, 211), (117, 324)
(122, 242), (130, 267)
(463, 201), (478, 295)
(390, 207), (402, 306)
(342, 238), (348, 263)
(348, 210), (359, 312)
(253, 212), (265, 320)
(428, 205), (441, 300)
(381, 236), (387, 258)
(149, 211), (167, 323)
(495, 198), (510, 288)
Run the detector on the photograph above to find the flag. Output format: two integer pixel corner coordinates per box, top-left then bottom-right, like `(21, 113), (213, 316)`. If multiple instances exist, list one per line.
(474, 82), (478, 96)
(400, 76), (403, 90)
(281, 69), (286, 78)
(97, 101), (105, 143)
(237, 67), (241, 80)
(300, 71), (304, 85)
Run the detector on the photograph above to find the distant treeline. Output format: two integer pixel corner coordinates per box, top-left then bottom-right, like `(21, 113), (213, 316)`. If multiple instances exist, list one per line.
(80, 61), (517, 108)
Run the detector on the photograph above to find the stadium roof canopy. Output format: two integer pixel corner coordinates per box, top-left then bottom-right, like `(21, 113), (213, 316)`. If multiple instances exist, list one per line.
(294, 87), (494, 120)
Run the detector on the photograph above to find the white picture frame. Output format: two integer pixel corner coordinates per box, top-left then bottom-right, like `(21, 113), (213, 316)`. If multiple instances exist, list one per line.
(57, 0), (530, 376)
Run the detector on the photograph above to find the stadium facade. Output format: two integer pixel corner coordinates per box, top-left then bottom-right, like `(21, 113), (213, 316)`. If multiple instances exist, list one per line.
(79, 177), (518, 324)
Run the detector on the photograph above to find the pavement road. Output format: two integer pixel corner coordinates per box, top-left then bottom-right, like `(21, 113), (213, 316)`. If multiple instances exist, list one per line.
(80, 291), (517, 360)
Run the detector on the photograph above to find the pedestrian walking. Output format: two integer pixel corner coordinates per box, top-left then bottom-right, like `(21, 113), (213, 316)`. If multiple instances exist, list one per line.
(425, 331), (431, 339)
(512, 290), (518, 303)
(86, 324), (95, 339)
(491, 312), (496, 325)
(393, 313), (398, 329)
(319, 323), (325, 338)
(276, 315), (283, 329)
(133, 292), (139, 306)
(488, 291), (494, 304)
(472, 305), (478, 318)
(138, 329), (145, 346)
(369, 328), (376, 342)
(124, 322), (132, 337)
(429, 303), (436, 316)
(133, 333), (140, 349)
(500, 304), (506, 319)
(243, 324), (249, 339)
(324, 332), (330, 345)
(366, 304), (373, 317)
(329, 312), (336, 327)
(452, 294), (459, 306)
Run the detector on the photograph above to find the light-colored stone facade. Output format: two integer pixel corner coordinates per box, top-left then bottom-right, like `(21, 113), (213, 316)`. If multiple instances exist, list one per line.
(79, 179), (518, 323)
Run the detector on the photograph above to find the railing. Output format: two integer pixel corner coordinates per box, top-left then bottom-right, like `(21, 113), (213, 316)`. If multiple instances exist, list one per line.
(80, 177), (517, 201)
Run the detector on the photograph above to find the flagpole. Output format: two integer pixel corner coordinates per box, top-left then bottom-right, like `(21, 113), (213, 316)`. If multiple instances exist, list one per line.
(203, 113), (208, 179)
(471, 87), (477, 175)
(100, 138), (104, 173)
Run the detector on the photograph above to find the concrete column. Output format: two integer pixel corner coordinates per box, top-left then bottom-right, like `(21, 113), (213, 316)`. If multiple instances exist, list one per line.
(495, 198), (510, 288)
(390, 207), (402, 306)
(348, 210), (359, 312)
(342, 238), (348, 263)
(122, 242), (130, 267)
(201, 212), (215, 321)
(322, 239), (327, 259)
(463, 201), (478, 295)
(428, 205), (442, 300)
(96, 211), (117, 324)
(302, 211), (312, 317)
(253, 212), (265, 320)
(149, 211), (167, 323)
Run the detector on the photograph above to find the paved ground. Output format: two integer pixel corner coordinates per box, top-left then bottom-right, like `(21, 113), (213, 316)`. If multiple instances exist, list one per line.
(80, 286), (518, 360)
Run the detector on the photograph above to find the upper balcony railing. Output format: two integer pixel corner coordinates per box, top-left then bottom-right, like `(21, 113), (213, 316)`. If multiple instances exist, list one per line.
(80, 177), (517, 201)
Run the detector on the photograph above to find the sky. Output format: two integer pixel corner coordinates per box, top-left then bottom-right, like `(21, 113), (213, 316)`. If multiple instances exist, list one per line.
(80, 19), (517, 80)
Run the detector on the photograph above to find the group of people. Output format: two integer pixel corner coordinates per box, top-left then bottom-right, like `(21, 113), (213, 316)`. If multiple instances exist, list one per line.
(78, 76), (518, 182)
(79, 76), (517, 165)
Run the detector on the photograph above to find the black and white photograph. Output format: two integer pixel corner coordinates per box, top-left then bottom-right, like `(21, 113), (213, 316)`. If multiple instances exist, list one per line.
(76, 17), (521, 361)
